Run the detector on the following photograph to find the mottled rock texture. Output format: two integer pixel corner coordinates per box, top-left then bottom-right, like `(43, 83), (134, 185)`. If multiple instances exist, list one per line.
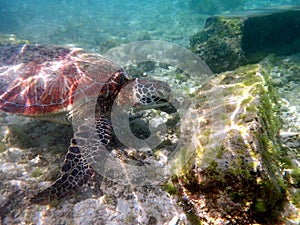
(190, 8), (300, 73)
(172, 64), (288, 224)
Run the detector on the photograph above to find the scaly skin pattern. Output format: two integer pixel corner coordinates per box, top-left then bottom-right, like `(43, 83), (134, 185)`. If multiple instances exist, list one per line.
(0, 44), (172, 204)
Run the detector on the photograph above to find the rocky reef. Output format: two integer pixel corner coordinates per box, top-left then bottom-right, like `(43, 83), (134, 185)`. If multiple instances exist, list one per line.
(190, 8), (300, 73)
(172, 64), (291, 224)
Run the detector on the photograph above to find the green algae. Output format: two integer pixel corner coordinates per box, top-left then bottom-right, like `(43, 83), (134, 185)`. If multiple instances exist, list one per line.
(31, 169), (43, 178)
(291, 189), (300, 208)
(162, 181), (177, 195)
(49, 199), (60, 207)
(103, 194), (117, 206)
(0, 142), (7, 153)
(290, 168), (300, 187)
(254, 199), (267, 212)
(186, 212), (202, 225)
(215, 17), (243, 37)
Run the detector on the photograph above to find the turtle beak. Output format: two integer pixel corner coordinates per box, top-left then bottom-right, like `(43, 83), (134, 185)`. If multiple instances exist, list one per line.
(133, 98), (177, 113)
(156, 100), (177, 113)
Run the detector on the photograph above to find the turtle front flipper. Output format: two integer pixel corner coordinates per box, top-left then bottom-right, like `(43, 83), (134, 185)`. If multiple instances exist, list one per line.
(30, 139), (93, 204)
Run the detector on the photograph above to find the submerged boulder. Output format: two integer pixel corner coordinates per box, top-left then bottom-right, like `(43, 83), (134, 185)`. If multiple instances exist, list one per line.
(190, 8), (300, 73)
(172, 64), (288, 224)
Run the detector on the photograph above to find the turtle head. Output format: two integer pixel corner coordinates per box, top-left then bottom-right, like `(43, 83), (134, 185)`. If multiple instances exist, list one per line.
(115, 78), (176, 113)
(134, 79), (172, 108)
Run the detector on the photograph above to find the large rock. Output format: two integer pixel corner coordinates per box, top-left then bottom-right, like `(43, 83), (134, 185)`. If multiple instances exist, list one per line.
(190, 8), (300, 73)
(172, 64), (289, 224)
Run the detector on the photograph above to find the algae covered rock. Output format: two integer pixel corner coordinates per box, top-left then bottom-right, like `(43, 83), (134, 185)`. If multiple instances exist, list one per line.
(190, 8), (300, 73)
(173, 64), (287, 224)
(191, 16), (245, 73)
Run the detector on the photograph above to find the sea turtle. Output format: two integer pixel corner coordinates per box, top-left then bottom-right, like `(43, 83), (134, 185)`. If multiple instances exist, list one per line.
(0, 44), (173, 204)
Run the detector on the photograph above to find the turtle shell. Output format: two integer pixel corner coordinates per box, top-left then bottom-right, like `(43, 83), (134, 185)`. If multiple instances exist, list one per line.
(0, 44), (128, 116)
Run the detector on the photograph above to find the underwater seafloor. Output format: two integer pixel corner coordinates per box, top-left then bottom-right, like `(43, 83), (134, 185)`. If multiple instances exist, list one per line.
(1, 0), (300, 224)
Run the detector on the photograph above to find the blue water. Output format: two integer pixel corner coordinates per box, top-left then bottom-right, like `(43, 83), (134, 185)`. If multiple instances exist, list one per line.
(1, 0), (299, 51)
